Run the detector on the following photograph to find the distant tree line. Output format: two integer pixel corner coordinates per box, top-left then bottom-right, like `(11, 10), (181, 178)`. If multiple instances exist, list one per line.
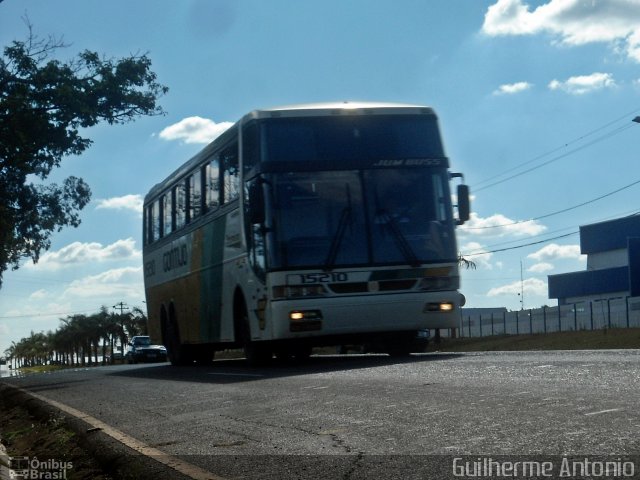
(3, 307), (147, 369)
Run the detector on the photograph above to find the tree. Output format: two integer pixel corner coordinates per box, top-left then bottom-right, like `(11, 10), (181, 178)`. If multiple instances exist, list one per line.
(0, 23), (168, 286)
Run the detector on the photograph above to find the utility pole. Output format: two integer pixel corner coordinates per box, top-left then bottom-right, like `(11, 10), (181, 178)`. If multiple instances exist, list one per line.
(112, 302), (129, 315)
(520, 260), (525, 311)
(112, 302), (130, 356)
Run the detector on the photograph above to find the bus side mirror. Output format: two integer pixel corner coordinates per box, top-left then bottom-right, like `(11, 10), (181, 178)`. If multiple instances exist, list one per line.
(457, 184), (470, 225)
(248, 181), (265, 225)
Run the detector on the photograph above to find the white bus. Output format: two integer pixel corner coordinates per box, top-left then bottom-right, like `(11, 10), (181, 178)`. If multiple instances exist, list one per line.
(143, 102), (470, 365)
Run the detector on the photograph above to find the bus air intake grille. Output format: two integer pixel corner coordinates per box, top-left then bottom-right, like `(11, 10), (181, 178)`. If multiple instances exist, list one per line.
(328, 279), (417, 294)
(328, 283), (368, 294)
(379, 279), (417, 291)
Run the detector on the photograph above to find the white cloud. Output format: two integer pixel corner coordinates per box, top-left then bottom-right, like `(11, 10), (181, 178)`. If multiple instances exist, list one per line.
(483, 0), (640, 62)
(96, 194), (143, 215)
(459, 213), (547, 237)
(548, 72), (616, 95)
(527, 243), (584, 261)
(29, 238), (141, 270)
(29, 289), (50, 300)
(493, 81), (533, 95)
(488, 277), (548, 297)
(528, 262), (554, 273)
(159, 116), (233, 144)
(63, 267), (144, 299)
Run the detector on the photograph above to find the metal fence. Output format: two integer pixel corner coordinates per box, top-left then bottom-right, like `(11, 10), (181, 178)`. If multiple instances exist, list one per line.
(459, 296), (640, 338)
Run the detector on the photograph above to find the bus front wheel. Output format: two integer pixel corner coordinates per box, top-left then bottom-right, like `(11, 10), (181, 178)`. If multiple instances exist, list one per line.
(237, 302), (271, 366)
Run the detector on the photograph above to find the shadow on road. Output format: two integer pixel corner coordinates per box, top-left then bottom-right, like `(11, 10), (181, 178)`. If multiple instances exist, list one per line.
(107, 353), (463, 384)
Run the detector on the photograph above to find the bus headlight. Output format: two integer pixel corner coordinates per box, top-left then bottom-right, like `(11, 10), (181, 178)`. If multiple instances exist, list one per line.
(424, 302), (455, 312)
(273, 285), (326, 299)
(289, 310), (323, 321)
(417, 276), (459, 291)
(289, 310), (323, 332)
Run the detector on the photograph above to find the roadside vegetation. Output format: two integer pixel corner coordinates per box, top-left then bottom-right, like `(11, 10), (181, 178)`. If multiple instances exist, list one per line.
(6, 325), (640, 373)
(2, 307), (147, 369)
(425, 327), (640, 352)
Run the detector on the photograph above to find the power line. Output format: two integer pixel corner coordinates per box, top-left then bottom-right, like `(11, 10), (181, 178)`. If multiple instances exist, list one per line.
(472, 107), (640, 191)
(473, 123), (635, 193)
(462, 231), (579, 257)
(460, 209), (640, 258)
(0, 308), (97, 320)
(463, 178), (640, 230)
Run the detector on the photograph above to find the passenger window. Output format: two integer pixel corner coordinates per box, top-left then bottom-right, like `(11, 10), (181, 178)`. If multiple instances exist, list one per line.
(206, 158), (220, 210)
(222, 142), (239, 203)
(189, 171), (202, 219)
(144, 205), (151, 244)
(152, 200), (161, 240)
(163, 193), (173, 236)
(175, 183), (186, 229)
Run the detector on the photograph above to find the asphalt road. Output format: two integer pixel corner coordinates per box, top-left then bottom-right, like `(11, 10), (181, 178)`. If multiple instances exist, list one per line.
(2, 350), (640, 479)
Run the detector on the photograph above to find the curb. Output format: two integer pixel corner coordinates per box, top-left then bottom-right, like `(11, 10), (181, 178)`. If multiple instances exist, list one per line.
(0, 382), (197, 480)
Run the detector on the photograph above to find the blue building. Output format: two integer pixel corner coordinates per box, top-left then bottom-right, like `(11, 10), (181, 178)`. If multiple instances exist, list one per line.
(548, 215), (640, 305)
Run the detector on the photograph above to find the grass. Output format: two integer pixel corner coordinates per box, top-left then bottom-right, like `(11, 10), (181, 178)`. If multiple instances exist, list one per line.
(426, 327), (640, 352)
(16, 364), (69, 374)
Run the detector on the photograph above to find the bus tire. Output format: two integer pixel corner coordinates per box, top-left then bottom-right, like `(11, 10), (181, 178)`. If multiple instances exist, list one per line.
(165, 307), (192, 366)
(237, 300), (271, 366)
(386, 333), (415, 357)
(292, 345), (312, 361)
(193, 346), (215, 366)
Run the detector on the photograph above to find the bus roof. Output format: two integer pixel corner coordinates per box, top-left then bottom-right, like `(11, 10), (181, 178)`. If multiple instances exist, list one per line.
(144, 102), (437, 203)
(242, 101), (435, 121)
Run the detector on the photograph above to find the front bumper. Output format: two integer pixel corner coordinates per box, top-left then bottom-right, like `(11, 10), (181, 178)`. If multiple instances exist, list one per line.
(269, 291), (461, 340)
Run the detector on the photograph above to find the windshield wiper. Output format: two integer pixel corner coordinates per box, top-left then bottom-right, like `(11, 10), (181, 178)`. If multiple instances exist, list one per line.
(378, 210), (420, 267)
(324, 184), (352, 271)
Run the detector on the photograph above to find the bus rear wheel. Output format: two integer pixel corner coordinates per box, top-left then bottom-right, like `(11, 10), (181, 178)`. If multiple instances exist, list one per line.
(165, 312), (192, 366)
(275, 345), (312, 362)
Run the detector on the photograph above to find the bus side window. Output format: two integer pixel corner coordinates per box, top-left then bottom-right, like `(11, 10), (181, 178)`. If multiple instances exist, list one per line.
(155, 198), (162, 240)
(222, 142), (239, 203)
(144, 205), (151, 244)
(206, 157), (220, 210)
(175, 183), (186, 229)
(163, 192), (173, 236)
(242, 122), (259, 176)
(189, 171), (202, 219)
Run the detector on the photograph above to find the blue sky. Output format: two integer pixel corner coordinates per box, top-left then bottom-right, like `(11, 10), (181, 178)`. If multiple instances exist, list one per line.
(2, 0), (640, 354)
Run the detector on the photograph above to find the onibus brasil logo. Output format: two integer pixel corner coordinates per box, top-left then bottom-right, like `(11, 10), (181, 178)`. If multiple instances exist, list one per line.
(7, 456), (73, 479)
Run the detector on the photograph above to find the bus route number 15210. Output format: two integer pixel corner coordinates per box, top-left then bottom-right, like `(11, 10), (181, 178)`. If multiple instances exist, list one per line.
(297, 272), (349, 284)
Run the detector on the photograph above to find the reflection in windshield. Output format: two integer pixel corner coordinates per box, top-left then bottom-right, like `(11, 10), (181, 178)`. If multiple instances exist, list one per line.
(273, 172), (368, 268)
(271, 169), (455, 269)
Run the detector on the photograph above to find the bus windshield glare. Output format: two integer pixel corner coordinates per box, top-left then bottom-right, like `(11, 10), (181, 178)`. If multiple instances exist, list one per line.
(269, 168), (456, 270)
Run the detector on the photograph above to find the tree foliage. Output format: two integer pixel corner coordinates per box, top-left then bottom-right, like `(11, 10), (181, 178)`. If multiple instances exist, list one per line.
(3, 306), (149, 368)
(0, 25), (168, 286)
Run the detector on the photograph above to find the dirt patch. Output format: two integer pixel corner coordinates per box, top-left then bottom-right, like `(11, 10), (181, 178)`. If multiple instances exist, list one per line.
(0, 399), (113, 479)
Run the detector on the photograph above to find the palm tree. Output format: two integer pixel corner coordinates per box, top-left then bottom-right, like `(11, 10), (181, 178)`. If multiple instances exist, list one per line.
(458, 253), (477, 270)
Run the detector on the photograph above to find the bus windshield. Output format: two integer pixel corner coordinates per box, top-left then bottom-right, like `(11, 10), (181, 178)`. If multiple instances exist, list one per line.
(270, 168), (456, 269)
(261, 114), (444, 164)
